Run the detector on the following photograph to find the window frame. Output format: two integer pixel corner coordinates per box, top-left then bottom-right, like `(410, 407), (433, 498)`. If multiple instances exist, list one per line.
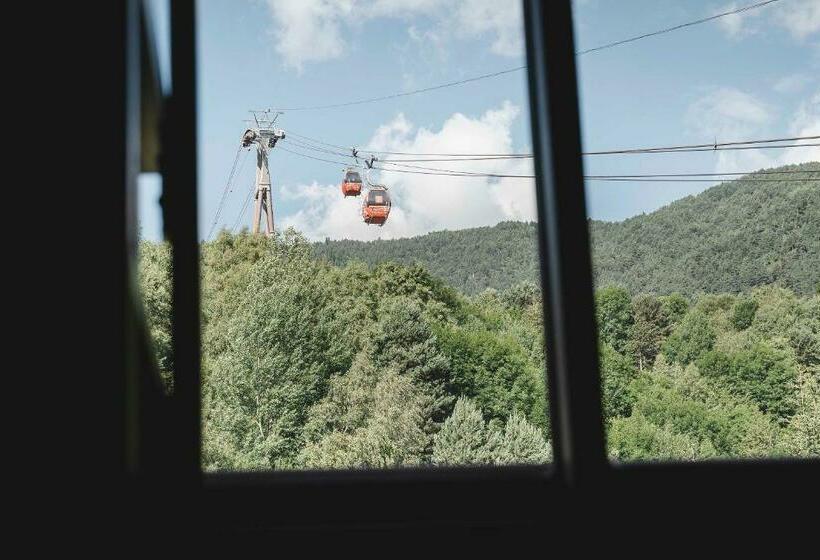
(126, 0), (820, 533)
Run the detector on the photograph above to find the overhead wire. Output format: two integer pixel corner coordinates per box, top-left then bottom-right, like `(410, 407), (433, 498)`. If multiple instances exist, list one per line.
(576, 0), (782, 55)
(284, 132), (819, 160)
(270, 0), (782, 112)
(231, 178), (257, 233)
(207, 143), (245, 239)
(277, 143), (820, 182)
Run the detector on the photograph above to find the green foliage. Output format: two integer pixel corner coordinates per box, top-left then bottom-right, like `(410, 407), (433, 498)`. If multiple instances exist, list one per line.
(492, 411), (552, 464)
(369, 296), (453, 422)
(135, 173), (820, 471)
(731, 298), (758, 330)
(600, 343), (637, 420)
(137, 240), (173, 393)
(620, 360), (780, 458)
(203, 235), (355, 469)
(608, 412), (717, 462)
(698, 343), (797, 421)
(299, 355), (432, 469)
(432, 398), (494, 465)
(659, 293), (689, 325)
(432, 398), (551, 466)
(313, 221), (541, 295)
(780, 371), (820, 457)
(663, 311), (716, 365)
(434, 322), (543, 430)
(627, 294), (671, 370)
(314, 163), (820, 297)
(595, 286), (634, 353)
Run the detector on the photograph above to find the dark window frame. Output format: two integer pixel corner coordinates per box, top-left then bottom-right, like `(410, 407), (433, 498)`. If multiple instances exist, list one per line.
(126, 0), (819, 533)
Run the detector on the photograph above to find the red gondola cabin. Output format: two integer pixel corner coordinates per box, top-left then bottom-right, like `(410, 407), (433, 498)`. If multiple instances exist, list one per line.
(362, 186), (391, 226)
(341, 168), (363, 197)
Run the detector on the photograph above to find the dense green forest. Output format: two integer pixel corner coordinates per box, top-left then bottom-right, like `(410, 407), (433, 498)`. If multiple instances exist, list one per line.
(313, 162), (820, 296)
(139, 200), (820, 468)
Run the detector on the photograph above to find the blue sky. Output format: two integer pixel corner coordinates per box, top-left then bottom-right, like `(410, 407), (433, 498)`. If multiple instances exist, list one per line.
(139, 0), (819, 241)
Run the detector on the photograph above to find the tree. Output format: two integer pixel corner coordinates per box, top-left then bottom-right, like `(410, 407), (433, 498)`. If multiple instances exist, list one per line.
(491, 411), (552, 464)
(138, 240), (173, 393)
(659, 293), (689, 325)
(731, 298), (758, 331)
(595, 286), (634, 353)
(663, 311), (716, 365)
(698, 343), (798, 422)
(433, 397), (551, 466)
(623, 359), (780, 458)
(432, 398), (494, 465)
(780, 370), (820, 456)
(600, 343), (637, 420)
(608, 413), (717, 462)
(203, 245), (352, 469)
(299, 358), (432, 469)
(434, 322), (542, 429)
(627, 294), (670, 371)
(369, 296), (452, 423)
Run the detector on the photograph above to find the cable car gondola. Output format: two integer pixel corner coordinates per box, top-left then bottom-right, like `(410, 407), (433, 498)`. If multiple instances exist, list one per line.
(362, 185), (391, 226)
(340, 168), (363, 197)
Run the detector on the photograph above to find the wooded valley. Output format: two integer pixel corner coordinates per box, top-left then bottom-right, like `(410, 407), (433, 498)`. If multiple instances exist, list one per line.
(139, 163), (820, 469)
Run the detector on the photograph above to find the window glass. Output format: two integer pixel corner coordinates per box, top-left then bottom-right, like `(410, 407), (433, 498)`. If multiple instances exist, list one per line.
(185, 0), (553, 471)
(572, 0), (820, 461)
(137, 0), (173, 394)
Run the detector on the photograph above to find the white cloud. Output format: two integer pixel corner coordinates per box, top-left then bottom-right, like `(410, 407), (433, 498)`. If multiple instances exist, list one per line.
(450, 0), (523, 57)
(685, 87), (776, 173)
(265, 0), (523, 70)
(686, 87), (772, 139)
(715, 0), (820, 42)
(773, 73), (813, 94)
(685, 86), (819, 174)
(774, 0), (820, 40)
(715, 2), (760, 39)
(780, 88), (820, 165)
(279, 102), (536, 240)
(265, 0), (351, 71)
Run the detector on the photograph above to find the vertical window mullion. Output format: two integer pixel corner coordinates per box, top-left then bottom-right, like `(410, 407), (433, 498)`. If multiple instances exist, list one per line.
(166, 0), (201, 482)
(523, 0), (608, 487)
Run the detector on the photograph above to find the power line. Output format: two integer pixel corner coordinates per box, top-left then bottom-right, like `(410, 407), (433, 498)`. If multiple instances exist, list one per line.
(278, 144), (819, 182)
(271, 0), (781, 112)
(273, 66), (527, 112)
(231, 179), (257, 233)
(284, 132), (819, 161)
(207, 144), (245, 239)
(577, 0), (782, 55)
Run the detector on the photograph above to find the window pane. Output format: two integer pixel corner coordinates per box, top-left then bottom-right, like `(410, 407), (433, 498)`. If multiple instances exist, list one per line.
(193, 0), (552, 471)
(572, 0), (820, 461)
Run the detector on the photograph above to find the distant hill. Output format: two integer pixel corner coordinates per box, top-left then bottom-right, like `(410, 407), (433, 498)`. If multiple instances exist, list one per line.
(312, 162), (820, 296)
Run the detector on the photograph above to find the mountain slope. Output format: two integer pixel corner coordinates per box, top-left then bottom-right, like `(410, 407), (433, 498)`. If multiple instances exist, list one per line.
(312, 162), (820, 296)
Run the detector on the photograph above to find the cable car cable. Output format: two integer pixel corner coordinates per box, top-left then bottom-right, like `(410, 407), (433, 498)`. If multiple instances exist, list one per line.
(279, 144), (820, 182)
(269, 0), (781, 111)
(207, 143), (245, 239)
(285, 131), (818, 159)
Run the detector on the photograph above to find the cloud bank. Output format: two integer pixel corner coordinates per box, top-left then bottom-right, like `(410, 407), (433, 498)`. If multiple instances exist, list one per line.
(265, 0), (523, 70)
(278, 101), (536, 240)
(685, 86), (820, 174)
(715, 0), (820, 41)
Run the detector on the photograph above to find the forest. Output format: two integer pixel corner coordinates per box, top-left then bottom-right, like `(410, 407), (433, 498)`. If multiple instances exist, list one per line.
(138, 164), (820, 469)
(314, 162), (820, 296)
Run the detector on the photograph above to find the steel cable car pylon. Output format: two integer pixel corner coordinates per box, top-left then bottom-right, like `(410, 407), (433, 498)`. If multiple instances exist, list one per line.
(242, 110), (285, 236)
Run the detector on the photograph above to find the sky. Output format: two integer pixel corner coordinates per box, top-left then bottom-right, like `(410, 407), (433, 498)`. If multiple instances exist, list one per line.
(138, 0), (820, 242)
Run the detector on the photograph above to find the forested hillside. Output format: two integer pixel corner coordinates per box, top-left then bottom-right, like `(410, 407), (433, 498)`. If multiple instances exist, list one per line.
(139, 227), (820, 470)
(313, 162), (820, 296)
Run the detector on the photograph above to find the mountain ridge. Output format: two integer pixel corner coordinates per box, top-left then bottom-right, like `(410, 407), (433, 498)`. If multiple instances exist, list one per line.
(312, 162), (820, 296)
